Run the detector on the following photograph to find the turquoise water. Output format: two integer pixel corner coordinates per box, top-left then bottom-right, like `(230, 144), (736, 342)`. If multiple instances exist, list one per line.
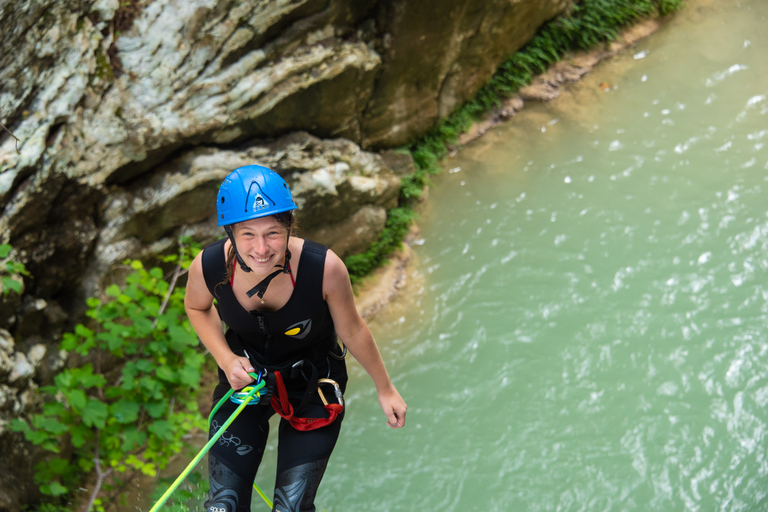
(315, 1), (768, 511)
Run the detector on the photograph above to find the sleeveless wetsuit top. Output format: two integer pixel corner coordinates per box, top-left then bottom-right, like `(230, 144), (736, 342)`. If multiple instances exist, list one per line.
(201, 238), (337, 371)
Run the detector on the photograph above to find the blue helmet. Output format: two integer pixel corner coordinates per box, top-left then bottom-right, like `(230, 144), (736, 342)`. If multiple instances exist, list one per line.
(216, 165), (297, 226)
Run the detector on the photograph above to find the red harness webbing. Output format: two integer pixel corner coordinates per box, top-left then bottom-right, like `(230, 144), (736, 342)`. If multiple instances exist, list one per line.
(270, 371), (343, 431)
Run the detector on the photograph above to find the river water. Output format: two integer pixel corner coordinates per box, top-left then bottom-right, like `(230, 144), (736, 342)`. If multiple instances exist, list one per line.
(312, 1), (768, 511)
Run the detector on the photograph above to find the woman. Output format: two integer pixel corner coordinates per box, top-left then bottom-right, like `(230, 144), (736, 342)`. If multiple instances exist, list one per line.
(185, 164), (407, 512)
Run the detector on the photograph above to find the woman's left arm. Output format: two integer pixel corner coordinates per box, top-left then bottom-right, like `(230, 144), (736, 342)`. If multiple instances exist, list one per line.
(324, 250), (407, 428)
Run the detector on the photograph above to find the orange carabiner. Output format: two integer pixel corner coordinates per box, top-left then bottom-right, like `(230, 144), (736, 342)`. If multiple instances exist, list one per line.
(317, 378), (344, 407)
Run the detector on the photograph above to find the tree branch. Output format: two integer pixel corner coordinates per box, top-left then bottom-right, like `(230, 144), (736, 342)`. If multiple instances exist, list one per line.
(82, 430), (113, 512)
(153, 238), (190, 328)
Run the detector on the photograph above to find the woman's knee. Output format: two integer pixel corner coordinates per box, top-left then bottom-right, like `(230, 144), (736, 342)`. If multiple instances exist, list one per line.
(272, 458), (330, 512)
(204, 455), (253, 512)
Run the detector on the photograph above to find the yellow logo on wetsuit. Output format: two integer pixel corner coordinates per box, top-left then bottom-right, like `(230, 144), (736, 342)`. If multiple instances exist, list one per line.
(284, 319), (312, 339)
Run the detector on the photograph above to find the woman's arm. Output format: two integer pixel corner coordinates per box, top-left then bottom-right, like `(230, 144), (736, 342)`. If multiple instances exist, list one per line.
(323, 250), (407, 428)
(184, 252), (255, 390)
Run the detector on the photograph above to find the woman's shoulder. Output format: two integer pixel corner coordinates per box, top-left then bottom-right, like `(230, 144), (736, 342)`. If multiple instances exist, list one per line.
(295, 237), (328, 255)
(203, 236), (228, 252)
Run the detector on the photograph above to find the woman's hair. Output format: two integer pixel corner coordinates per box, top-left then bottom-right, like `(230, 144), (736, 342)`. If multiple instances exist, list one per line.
(223, 211), (296, 284)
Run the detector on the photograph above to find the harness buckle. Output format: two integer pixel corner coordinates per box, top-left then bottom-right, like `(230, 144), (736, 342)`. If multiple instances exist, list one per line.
(329, 340), (347, 361)
(290, 359), (305, 379)
(317, 378), (344, 406)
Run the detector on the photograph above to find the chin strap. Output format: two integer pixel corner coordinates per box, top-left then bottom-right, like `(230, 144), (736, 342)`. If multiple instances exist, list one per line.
(224, 225), (252, 273)
(245, 249), (291, 300)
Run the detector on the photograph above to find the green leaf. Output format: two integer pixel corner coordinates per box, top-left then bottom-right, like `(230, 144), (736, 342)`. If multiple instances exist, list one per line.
(168, 324), (194, 352)
(121, 427), (147, 452)
(179, 365), (201, 388)
(135, 359), (154, 373)
(9, 418), (29, 433)
(148, 420), (174, 441)
(121, 365), (138, 391)
(70, 365), (106, 388)
(145, 401), (167, 419)
(42, 401), (67, 416)
(70, 424), (92, 448)
(75, 323), (94, 339)
(133, 315), (154, 337)
(110, 399), (140, 424)
(61, 332), (79, 351)
(42, 481), (68, 496)
(26, 429), (59, 450)
(82, 399), (109, 429)
(2, 277), (22, 294)
(65, 389), (87, 411)
(98, 330), (124, 352)
(106, 284), (122, 297)
(54, 370), (73, 389)
(48, 458), (70, 474)
(39, 416), (70, 436)
(140, 376), (161, 398)
(0, 244), (10, 258)
(155, 366), (175, 382)
(78, 455), (95, 472)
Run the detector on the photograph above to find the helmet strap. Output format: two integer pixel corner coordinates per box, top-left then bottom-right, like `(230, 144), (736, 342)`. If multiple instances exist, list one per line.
(245, 249), (292, 302)
(224, 225), (252, 273)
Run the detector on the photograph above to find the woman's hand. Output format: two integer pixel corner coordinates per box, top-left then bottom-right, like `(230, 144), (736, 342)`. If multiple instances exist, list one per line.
(224, 355), (256, 390)
(378, 386), (407, 428)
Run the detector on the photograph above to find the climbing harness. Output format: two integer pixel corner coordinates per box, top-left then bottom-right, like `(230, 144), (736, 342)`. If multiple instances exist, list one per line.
(269, 371), (345, 431)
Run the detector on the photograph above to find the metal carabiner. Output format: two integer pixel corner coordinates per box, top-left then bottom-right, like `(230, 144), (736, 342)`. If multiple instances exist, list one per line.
(317, 378), (344, 407)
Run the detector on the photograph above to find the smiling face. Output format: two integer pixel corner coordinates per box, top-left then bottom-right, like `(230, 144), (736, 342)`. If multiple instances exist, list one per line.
(232, 215), (290, 273)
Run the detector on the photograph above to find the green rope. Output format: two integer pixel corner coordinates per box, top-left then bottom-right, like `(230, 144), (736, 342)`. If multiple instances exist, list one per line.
(148, 373), (273, 511)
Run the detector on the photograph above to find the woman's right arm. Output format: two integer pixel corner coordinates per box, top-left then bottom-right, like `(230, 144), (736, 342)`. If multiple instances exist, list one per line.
(185, 252), (255, 389)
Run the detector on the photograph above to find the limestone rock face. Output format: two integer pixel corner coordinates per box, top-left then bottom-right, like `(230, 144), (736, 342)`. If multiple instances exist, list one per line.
(0, 0), (576, 507)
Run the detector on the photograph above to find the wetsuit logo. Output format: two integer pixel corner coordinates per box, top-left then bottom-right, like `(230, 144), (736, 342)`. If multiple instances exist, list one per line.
(284, 319), (312, 339)
(236, 445), (253, 455)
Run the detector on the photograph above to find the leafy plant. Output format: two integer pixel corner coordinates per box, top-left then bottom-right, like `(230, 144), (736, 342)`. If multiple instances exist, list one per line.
(0, 243), (30, 295)
(11, 240), (205, 511)
(345, 207), (415, 283)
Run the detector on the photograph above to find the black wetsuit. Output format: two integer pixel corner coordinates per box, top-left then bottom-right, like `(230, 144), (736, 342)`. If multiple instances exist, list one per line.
(201, 238), (347, 512)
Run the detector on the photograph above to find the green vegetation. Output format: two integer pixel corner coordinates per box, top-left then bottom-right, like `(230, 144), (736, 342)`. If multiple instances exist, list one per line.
(0, 243), (30, 296)
(344, 0), (685, 282)
(345, 207), (415, 282)
(11, 241), (204, 511)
